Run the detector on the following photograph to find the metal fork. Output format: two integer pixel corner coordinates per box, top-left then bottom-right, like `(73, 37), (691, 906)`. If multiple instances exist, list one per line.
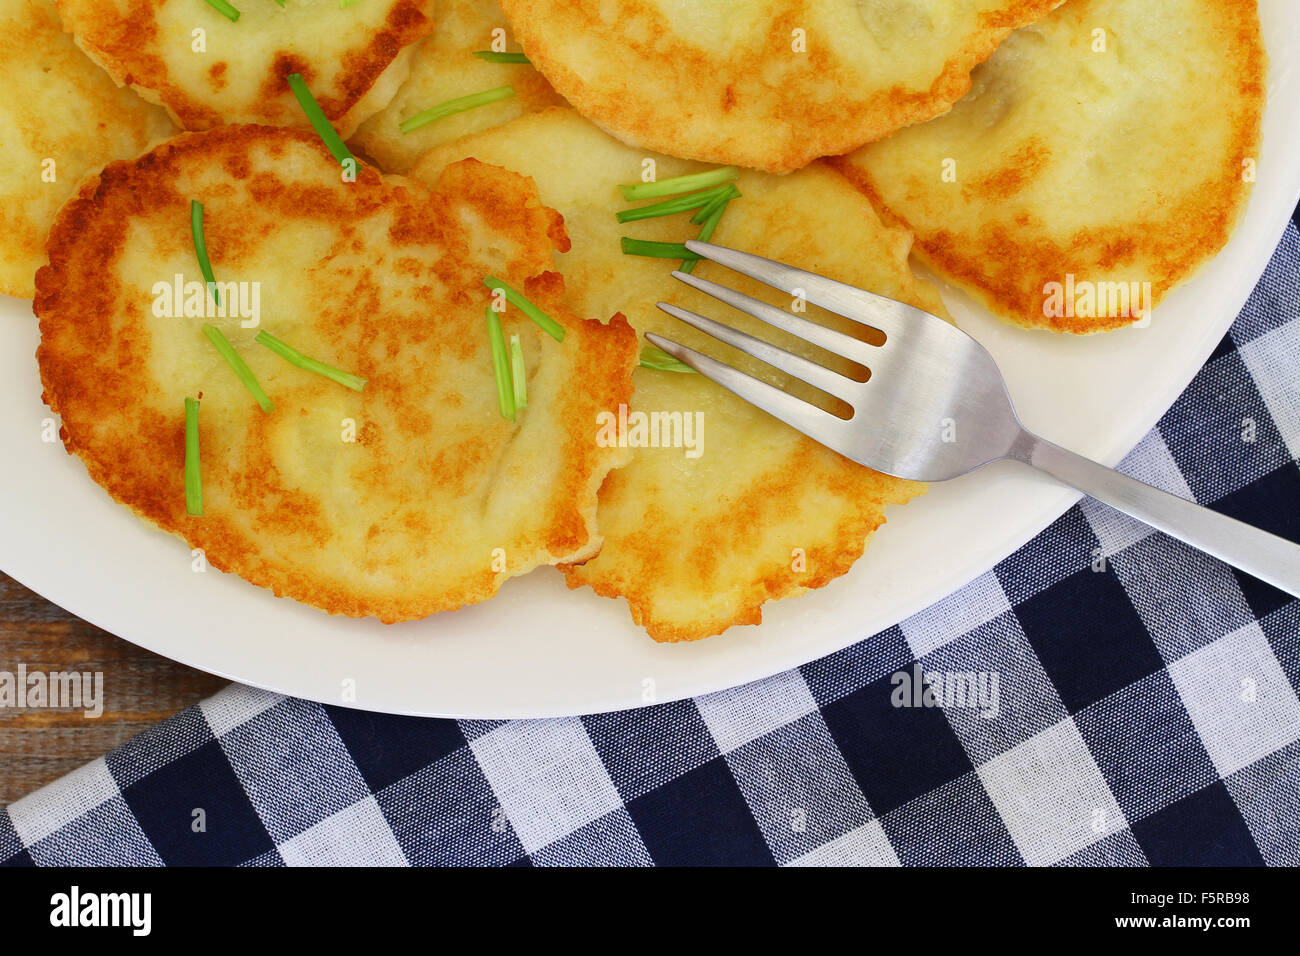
(648, 240), (1300, 598)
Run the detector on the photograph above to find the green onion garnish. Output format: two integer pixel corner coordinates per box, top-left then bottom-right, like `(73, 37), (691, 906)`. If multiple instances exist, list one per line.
(680, 195), (734, 275)
(616, 183), (734, 224)
(202, 324), (274, 413)
(399, 87), (515, 134)
(639, 344), (697, 373)
(272, 0), (285, 6)
(482, 276), (565, 342)
(509, 333), (527, 410)
(255, 331), (367, 391)
(620, 238), (701, 260)
(202, 0), (240, 22)
(184, 397), (203, 516)
(190, 200), (220, 307)
(619, 167), (738, 202)
(339, 0), (362, 7)
(473, 51), (530, 64)
(287, 73), (355, 166)
(486, 306), (515, 421)
(690, 184), (740, 224)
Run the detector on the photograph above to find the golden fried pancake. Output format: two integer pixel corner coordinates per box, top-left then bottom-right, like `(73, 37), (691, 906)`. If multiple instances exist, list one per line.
(0, 0), (174, 298)
(350, 0), (563, 173)
(833, 0), (1265, 333)
(414, 109), (947, 640)
(36, 125), (637, 623)
(495, 0), (1066, 173)
(56, 0), (435, 135)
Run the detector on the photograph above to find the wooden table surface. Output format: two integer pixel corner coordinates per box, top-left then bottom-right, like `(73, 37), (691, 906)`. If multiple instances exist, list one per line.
(0, 572), (227, 805)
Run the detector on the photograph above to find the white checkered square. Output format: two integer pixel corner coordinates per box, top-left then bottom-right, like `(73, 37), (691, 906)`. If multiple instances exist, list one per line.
(470, 717), (622, 854)
(1057, 829), (1148, 867)
(1110, 536), (1255, 664)
(26, 796), (162, 866)
(1225, 738), (1300, 866)
(199, 684), (283, 737)
(7, 757), (119, 846)
(1239, 319), (1300, 461)
(695, 668), (817, 754)
(1169, 623), (1300, 777)
(278, 796), (407, 866)
(219, 698), (371, 843)
(787, 820), (900, 867)
(900, 571), (1012, 657)
(977, 718), (1126, 866)
(725, 711), (873, 864)
(925, 611), (1067, 765)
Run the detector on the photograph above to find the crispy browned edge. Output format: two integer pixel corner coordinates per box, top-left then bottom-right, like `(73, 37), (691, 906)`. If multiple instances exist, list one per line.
(563, 440), (924, 642)
(498, 0), (1067, 173)
(831, 0), (1267, 334)
(34, 124), (639, 623)
(55, 0), (436, 130)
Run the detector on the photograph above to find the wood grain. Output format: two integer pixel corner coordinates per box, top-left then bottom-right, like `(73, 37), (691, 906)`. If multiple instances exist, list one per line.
(0, 572), (227, 805)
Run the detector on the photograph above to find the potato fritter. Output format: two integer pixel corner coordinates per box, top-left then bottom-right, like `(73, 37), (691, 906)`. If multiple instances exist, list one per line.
(413, 109), (947, 640)
(834, 0), (1265, 333)
(496, 0), (1066, 173)
(56, 0), (435, 134)
(36, 125), (638, 623)
(0, 0), (174, 298)
(350, 0), (564, 174)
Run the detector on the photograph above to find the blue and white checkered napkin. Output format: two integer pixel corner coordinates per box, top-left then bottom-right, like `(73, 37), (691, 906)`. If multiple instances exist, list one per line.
(3, 225), (1299, 868)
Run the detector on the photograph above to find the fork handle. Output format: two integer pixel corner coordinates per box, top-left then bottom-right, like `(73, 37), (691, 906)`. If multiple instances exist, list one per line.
(1021, 434), (1300, 597)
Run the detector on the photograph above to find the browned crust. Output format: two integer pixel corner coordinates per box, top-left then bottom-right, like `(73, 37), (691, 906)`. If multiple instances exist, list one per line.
(498, 0), (1066, 173)
(563, 442), (924, 642)
(55, 0), (435, 130)
(831, 0), (1266, 334)
(35, 125), (638, 622)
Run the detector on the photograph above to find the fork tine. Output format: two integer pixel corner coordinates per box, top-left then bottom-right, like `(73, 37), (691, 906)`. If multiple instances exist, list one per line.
(655, 302), (863, 404)
(684, 240), (928, 338)
(670, 270), (874, 365)
(644, 333), (852, 453)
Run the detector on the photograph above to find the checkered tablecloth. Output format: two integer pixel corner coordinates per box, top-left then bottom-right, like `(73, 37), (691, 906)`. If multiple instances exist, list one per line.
(2, 223), (1298, 868)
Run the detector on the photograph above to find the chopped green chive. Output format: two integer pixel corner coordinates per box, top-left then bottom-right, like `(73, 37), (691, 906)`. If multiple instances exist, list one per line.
(620, 237), (701, 260)
(202, 324), (274, 413)
(202, 0), (240, 22)
(473, 51), (530, 64)
(616, 184), (734, 224)
(272, 0), (285, 6)
(482, 276), (565, 342)
(287, 73), (355, 167)
(689, 184), (740, 224)
(399, 87), (514, 134)
(619, 167), (738, 202)
(680, 195), (734, 275)
(184, 397), (203, 516)
(639, 344), (697, 373)
(190, 200), (220, 307)
(339, 0), (362, 7)
(255, 331), (367, 391)
(486, 306), (515, 421)
(509, 333), (527, 410)
(695, 200), (729, 244)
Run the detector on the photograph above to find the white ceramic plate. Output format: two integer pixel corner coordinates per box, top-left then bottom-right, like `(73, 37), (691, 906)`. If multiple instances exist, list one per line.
(2, 4), (1298, 718)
